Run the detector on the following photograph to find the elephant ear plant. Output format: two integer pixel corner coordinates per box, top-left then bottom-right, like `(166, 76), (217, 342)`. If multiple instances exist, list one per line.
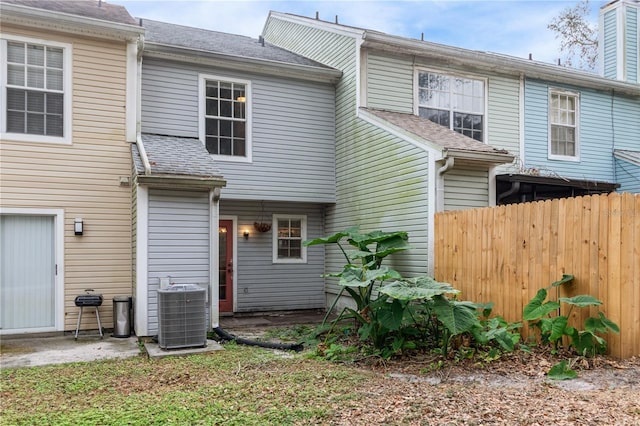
(305, 227), (517, 358)
(523, 274), (619, 357)
(304, 226), (410, 348)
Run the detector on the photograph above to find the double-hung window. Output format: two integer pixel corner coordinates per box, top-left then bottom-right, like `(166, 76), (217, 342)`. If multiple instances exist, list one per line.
(272, 215), (307, 263)
(2, 37), (70, 143)
(417, 71), (485, 142)
(200, 75), (251, 161)
(549, 90), (579, 160)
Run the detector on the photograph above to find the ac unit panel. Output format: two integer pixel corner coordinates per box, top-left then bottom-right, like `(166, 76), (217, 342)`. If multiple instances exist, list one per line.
(157, 284), (207, 349)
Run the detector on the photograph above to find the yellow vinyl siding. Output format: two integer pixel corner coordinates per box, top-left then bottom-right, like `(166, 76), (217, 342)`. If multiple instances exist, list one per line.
(0, 24), (132, 331)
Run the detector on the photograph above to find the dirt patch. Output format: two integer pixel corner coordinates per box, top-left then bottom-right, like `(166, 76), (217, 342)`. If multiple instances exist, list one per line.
(231, 325), (640, 425)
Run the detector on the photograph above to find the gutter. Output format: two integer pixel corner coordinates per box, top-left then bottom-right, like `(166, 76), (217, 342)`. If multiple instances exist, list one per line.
(362, 33), (640, 97)
(444, 148), (515, 165)
(436, 157), (455, 212)
(136, 175), (227, 190)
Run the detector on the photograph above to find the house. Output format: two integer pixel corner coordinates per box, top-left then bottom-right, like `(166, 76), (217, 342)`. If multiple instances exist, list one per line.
(262, 8), (639, 300)
(131, 19), (342, 336)
(0, 0), (143, 334)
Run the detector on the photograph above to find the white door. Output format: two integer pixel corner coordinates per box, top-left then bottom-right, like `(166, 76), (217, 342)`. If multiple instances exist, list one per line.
(0, 215), (56, 331)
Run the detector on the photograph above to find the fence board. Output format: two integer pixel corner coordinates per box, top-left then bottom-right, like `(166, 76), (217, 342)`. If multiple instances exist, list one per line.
(434, 192), (640, 358)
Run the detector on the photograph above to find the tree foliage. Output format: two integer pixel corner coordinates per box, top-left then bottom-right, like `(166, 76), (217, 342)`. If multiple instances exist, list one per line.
(548, 0), (598, 70)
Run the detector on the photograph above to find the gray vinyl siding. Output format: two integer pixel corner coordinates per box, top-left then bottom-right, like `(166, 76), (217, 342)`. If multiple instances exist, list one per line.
(603, 9), (618, 80)
(141, 58), (336, 203)
(219, 200), (325, 311)
(615, 158), (640, 193)
(265, 17), (431, 299)
(146, 190), (210, 335)
(444, 167), (490, 211)
(365, 51), (414, 113)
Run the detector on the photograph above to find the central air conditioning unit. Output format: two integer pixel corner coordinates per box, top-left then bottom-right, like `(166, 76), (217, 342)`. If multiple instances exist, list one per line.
(157, 284), (207, 349)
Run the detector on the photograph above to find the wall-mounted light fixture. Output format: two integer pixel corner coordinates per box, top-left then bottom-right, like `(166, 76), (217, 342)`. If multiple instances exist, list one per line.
(74, 218), (84, 236)
(243, 230), (249, 239)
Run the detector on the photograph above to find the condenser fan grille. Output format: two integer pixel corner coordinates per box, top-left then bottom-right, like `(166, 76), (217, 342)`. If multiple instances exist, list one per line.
(157, 284), (207, 349)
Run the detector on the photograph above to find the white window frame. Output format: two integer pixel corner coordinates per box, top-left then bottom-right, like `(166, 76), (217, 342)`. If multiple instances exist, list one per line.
(272, 214), (307, 264)
(414, 68), (488, 143)
(0, 35), (72, 145)
(548, 88), (580, 162)
(198, 74), (252, 163)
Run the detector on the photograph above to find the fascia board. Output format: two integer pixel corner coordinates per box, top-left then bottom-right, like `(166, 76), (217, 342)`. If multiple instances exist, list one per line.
(363, 34), (640, 97)
(0, 3), (144, 41)
(143, 43), (343, 84)
(444, 148), (515, 165)
(265, 11), (366, 39)
(613, 150), (640, 165)
(137, 175), (227, 190)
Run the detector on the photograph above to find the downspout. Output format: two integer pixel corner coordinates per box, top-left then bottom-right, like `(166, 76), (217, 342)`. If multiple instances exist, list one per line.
(135, 32), (151, 176)
(210, 187), (221, 329)
(497, 181), (520, 204)
(436, 156), (454, 212)
(136, 135), (152, 176)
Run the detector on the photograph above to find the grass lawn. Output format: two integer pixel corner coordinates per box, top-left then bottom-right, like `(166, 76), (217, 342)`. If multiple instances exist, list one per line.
(1, 343), (369, 425)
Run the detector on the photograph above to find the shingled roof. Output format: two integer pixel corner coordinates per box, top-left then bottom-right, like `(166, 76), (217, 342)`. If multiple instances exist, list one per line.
(141, 18), (332, 69)
(362, 108), (512, 159)
(132, 134), (224, 180)
(1, 0), (137, 25)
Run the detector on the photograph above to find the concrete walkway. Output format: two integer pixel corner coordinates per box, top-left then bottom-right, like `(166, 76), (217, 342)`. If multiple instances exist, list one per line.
(0, 310), (327, 368)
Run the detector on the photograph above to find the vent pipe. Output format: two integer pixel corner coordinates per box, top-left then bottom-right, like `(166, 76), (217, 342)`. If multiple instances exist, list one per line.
(315, 11), (319, 20)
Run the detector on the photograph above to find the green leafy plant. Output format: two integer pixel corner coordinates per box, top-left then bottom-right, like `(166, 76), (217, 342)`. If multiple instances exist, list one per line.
(548, 360), (578, 380)
(523, 274), (619, 357)
(305, 227), (521, 360)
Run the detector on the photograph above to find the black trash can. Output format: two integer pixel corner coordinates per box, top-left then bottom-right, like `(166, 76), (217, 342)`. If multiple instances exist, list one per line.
(112, 296), (132, 338)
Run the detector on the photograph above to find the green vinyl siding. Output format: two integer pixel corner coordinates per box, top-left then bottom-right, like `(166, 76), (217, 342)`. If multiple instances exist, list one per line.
(264, 16), (432, 298)
(488, 75), (520, 173)
(444, 167), (490, 211)
(365, 51), (414, 113)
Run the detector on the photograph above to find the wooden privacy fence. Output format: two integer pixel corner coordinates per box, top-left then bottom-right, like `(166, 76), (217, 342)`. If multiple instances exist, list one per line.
(434, 192), (639, 358)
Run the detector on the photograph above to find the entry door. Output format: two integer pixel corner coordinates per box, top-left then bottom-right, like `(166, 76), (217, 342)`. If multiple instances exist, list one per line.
(218, 220), (233, 312)
(0, 215), (55, 330)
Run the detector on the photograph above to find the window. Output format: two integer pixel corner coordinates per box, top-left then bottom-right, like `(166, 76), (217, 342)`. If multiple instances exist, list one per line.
(199, 75), (251, 161)
(549, 90), (579, 160)
(272, 215), (307, 263)
(417, 71), (485, 142)
(1, 37), (71, 143)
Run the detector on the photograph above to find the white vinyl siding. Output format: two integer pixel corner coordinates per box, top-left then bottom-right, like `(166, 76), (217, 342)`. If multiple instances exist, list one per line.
(0, 215), (55, 330)
(1, 35), (72, 144)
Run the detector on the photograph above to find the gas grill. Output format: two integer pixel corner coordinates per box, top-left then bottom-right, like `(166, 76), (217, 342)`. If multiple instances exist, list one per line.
(74, 289), (104, 340)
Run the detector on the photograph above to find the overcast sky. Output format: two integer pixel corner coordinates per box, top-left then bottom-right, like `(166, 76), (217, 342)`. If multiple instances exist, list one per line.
(109, 0), (605, 65)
